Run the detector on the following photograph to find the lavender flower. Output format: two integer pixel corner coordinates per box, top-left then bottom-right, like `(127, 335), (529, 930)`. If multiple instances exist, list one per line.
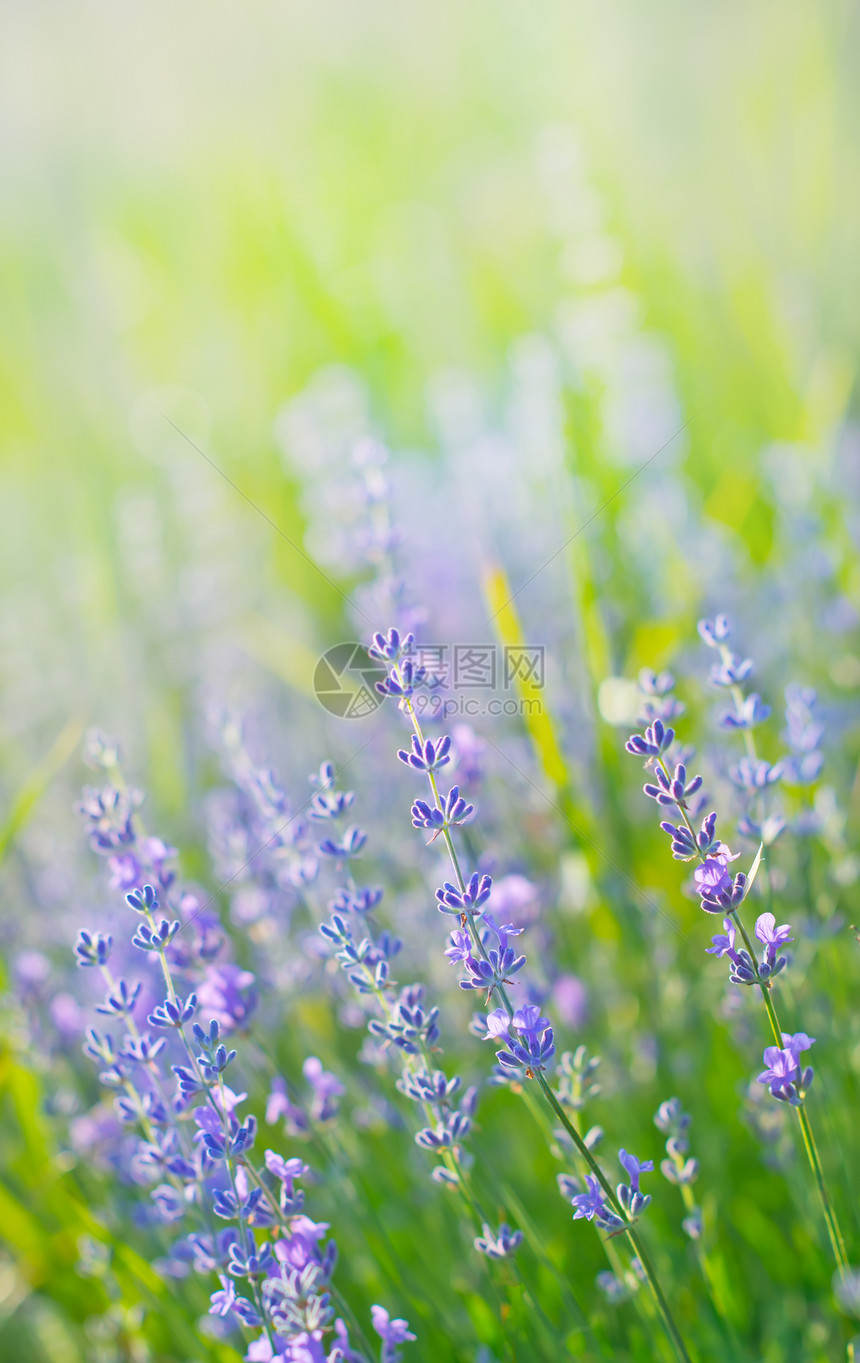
(617, 1150), (654, 1219)
(654, 1100), (701, 1238)
(371, 1305), (417, 1363)
(473, 1223), (524, 1259)
(625, 625), (849, 1272)
(757, 1033), (815, 1106)
(570, 1175), (624, 1234)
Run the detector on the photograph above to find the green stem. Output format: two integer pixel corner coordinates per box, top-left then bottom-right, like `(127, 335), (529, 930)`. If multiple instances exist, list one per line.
(537, 1075), (693, 1363)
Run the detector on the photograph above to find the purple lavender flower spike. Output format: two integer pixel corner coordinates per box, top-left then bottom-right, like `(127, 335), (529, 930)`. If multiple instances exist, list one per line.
(729, 757), (783, 792)
(571, 1175), (625, 1233)
(660, 810), (724, 861)
(435, 871), (492, 916)
(397, 733), (452, 773)
(697, 615), (731, 646)
(368, 628), (415, 663)
(571, 1174), (609, 1222)
(318, 825), (367, 859)
(458, 945), (527, 999)
(709, 653), (754, 688)
(625, 718), (676, 758)
(719, 693), (771, 731)
(617, 1149), (654, 1219)
(444, 930), (473, 964)
(494, 1005), (555, 1073)
(643, 762), (703, 809)
(754, 912), (793, 973)
(638, 668), (676, 697)
(371, 1305), (417, 1363)
(693, 849), (746, 914)
(757, 1032), (815, 1105)
(74, 750), (411, 1361)
(411, 786), (474, 835)
(75, 930), (113, 968)
(705, 918), (736, 958)
(473, 1222), (524, 1259)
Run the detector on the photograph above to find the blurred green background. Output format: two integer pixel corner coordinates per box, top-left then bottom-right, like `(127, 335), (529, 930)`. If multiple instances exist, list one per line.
(3, 0), (859, 781)
(2, 2), (860, 1361)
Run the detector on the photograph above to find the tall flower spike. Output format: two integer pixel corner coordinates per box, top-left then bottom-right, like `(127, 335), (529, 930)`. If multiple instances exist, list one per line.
(623, 620), (850, 1274)
(372, 622), (693, 1362)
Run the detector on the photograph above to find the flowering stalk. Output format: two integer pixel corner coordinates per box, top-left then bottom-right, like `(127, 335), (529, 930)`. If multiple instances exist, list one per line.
(371, 628), (693, 1363)
(310, 765), (532, 1267)
(624, 621), (849, 1273)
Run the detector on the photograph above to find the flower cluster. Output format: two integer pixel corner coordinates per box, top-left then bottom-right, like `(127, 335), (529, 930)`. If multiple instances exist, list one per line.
(484, 1004), (555, 1074)
(74, 746), (413, 1363)
(624, 619), (827, 1142)
(706, 912), (792, 986)
(757, 1033), (815, 1106)
(312, 763), (503, 1257)
(568, 1151), (653, 1234)
(699, 617), (787, 847)
(371, 628), (553, 1074)
(782, 685), (825, 788)
(654, 1099), (701, 1240)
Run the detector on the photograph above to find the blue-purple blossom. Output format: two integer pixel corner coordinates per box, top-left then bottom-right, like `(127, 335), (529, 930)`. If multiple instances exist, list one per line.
(639, 668), (676, 697)
(617, 1149), (654, 1218)
(697, 615), (731, 647)
(368, 628), (415, 662)
(481, 912), (524, 951)
(757, 1033), (815, 1105)
(131, 918), (181, 953)
(704, 918), (758, 983)
(709, 653), (754, 688)
(660, 810), (723, 861)
(643, 762), (703, 808)
(625, 718), (675, 758)
(493, 1003), (555, 1073)
(473, 1222), (524, 1259)
(95, 977), (142, 1017)
(329, 885), (384, 915)
(303, 1057), (345, 1123)
(570, 1175), (624, 1233)
(318, 826), (367, 859)
(371, 1304), (416, 1363)
(729, 757), (783, 792)
(719, 693), (771, 731)
(376, 658), (427, 700)
(693, 852), (745, 912)
(755, 912), (793, 971)
(435, 871), (492, 916)
(782, 685), (825, 786)
(411, 786), (474, 834)
(397, 734), (452, 773)
(458, 944), (527, 999)
(444, 930), (472, 964)
(75, 930), (113, 968)
(309, 788), (355, 820)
